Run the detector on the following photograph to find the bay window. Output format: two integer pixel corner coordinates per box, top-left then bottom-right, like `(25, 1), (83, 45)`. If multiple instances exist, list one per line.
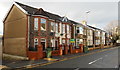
(34, 18), (38, 30)
(41, 18), (46, 30)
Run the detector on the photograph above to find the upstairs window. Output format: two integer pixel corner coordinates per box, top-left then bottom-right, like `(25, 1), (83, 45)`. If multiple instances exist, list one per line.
(41, 18), (46, 30)
(51, 22), (55, 32)
(79, 27), (83, 34)
(76, 27), (83, 34)
(76, 27), (79, 33)
(62, 24), (65, 33)
(34, 18), (38, 30)
(55, 23), (58, 33)
(67, 25), (70, 34)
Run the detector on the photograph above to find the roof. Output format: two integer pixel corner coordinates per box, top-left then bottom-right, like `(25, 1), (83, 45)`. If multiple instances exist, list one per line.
(15, 2), (38, 14)
(87, 25), (106, 32)
(45, 11), (62, 22)
(4, 1), (107, 32)
(15, 2), (62, 22)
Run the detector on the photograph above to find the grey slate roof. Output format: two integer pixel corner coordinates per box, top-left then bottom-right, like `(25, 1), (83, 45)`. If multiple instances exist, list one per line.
(87, 25), (106, 32)
(15, 2), (38, 14)
(15, 2), (62, 22)
(15, 1), (106, 32)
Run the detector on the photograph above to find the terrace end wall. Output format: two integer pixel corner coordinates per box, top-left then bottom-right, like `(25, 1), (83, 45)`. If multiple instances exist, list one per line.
(3, 5), (27, 57)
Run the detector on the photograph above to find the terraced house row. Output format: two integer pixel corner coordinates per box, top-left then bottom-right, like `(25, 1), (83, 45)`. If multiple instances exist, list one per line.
(3, 2), (112, 60)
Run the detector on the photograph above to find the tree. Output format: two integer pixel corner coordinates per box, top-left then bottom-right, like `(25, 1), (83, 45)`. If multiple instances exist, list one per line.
(103, 20), (119, 44)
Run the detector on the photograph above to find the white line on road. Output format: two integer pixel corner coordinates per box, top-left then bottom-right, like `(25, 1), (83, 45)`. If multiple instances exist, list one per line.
(88, 57), (103, 65)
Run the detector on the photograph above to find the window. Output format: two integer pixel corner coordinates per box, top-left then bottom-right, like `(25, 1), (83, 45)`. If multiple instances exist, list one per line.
(76, 27), (79, 33)
(67, 25), (69, 34)
(62, 24), (65, 33)
(76, 39), (79, 46)
(55, 23), (58, 33)
(79, 27), (83, 34)
(51, 39), (55, 47)
(76, 27), (83, 34)
(34, 18), (38, 30)
(34, 38), (38, 47)
(76, 39), (80, 48)
(51, 22), (55, 32)
(62, 39), (65, 44)
(41, 18), (46, 30)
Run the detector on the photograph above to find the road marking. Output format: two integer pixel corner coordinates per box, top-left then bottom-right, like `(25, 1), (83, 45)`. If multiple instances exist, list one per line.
(88, 57), (103, 65)
(22, 47), (118, 68)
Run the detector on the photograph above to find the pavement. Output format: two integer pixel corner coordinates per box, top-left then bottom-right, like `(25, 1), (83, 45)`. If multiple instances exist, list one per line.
(2, 46), (120, 70)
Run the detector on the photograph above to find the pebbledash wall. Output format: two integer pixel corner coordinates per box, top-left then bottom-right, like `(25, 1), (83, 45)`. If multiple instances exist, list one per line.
(3, 2), (111, 57)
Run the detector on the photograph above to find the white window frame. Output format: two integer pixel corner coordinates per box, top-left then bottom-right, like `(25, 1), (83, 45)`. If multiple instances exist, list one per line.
(51, 39), (55, 47)
(41, 18), (46, 31)
(55, 23), (58, 33)
(67, 25), (69, 34)
(62, 24), (65, 33)
(79, 27), (83, 34)
(34, 18), (38, 30)
(51, 22), (55, 32)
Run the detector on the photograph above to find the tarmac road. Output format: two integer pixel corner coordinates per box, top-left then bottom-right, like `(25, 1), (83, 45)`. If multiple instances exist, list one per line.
(33, 46), (119, 69)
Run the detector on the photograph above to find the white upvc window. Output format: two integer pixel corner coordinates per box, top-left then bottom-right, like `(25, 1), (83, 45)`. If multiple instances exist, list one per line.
(62, 24), (65, 33)
(76, 27), (83, 34)
(34, 18), (38, 30)
(41, 18), (46, 31)
(55, 23), (58, 33)
(51, 39), (55, 47)
(51, 22), (55, 32)
(67, 25), (69, 34)
(79, 27), (83, 34)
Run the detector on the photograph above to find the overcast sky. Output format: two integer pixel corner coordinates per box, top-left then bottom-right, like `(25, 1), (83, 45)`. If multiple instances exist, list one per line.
(0, 0), (119, 35)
